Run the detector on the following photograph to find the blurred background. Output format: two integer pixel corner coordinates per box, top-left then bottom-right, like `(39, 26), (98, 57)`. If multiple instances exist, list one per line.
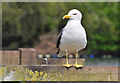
(2, 2), (119, 65)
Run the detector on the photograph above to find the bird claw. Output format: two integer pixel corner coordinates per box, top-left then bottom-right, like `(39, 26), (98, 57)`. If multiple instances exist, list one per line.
(63, 64), (72, 68)
(73, 64), (83, 68)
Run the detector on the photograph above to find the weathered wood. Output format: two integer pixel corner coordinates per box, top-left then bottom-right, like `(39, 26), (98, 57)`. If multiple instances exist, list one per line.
(37, 58), (85, 65)
(1, 51), (19, 65)
(19, 48), (37, 65)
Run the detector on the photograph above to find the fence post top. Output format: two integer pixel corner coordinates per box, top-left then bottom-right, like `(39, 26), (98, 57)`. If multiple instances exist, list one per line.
(19, 48), (36, 51)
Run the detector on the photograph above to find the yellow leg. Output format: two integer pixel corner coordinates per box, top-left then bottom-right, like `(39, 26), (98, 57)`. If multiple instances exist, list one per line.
(73, 51), (83, 68)
(63, 50), (72, 67)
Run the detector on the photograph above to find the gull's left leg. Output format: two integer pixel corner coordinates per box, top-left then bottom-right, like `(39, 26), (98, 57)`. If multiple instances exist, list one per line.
(63, 49), (72, 67)
(73, 50), (83, 68)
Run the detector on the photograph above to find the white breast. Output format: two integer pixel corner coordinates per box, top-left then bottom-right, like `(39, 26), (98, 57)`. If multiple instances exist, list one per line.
(60, 20), (87, 52)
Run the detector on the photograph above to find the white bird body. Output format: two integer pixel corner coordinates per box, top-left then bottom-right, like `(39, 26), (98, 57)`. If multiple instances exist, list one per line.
(57, 9), (87, 57)
(60, 20), (87, 53)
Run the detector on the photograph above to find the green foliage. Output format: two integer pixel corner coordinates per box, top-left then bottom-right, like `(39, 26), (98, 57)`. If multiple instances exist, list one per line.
(2, 2), (66, 48)
(2, 2), (118, 54)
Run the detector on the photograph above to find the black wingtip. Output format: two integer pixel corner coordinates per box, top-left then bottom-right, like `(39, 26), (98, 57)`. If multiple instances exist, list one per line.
(56, 48), (60, 54)
(56, 32), (63, 48)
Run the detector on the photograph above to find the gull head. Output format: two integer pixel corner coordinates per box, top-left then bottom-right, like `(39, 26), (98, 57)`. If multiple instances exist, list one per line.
(63, 9), (82, 20)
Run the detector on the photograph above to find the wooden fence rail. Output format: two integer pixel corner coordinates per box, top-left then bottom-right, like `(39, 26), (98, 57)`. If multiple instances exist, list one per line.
(0, 48), (85, 65)
(0, 48), (37, 65)
(2, 51), (19, 65)
(0, 48), (119, 81)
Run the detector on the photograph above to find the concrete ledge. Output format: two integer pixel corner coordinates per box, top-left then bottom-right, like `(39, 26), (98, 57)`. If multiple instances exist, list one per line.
(24, 65), (119, 81)
(3, 65), (118, 81)
(26, 65), (118, 73)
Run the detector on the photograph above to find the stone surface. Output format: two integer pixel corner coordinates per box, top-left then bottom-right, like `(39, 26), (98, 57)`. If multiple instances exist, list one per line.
(26, 65), (118, 81)
(2, 65), (118, 81)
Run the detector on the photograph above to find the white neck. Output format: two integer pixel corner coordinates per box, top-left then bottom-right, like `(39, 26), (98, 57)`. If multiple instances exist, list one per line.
(68, 19), (82, 24)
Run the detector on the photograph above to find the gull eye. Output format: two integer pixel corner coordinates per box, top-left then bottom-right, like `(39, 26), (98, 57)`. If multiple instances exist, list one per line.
(73, 13), (77, 15)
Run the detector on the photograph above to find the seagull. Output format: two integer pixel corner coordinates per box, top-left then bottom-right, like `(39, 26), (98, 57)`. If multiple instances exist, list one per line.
(56, 9), (87, 68)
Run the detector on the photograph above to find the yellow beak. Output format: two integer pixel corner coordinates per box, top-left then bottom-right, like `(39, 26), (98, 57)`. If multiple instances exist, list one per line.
(63, 15), (71, 19)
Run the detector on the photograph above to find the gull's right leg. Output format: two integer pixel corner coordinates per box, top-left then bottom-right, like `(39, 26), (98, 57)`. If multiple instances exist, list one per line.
(63, 49), (72, 68)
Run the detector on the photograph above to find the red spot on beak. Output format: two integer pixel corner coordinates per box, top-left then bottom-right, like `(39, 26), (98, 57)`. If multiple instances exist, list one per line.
(64, 17), (67, 19)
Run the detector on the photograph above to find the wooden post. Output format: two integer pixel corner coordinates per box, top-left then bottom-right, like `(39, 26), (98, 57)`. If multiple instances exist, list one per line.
(19, 48), (37, 65)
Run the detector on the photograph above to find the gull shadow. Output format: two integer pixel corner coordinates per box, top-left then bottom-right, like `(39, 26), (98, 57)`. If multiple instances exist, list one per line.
(75, 67), (83, 70)
(64, 66), (72, 70)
